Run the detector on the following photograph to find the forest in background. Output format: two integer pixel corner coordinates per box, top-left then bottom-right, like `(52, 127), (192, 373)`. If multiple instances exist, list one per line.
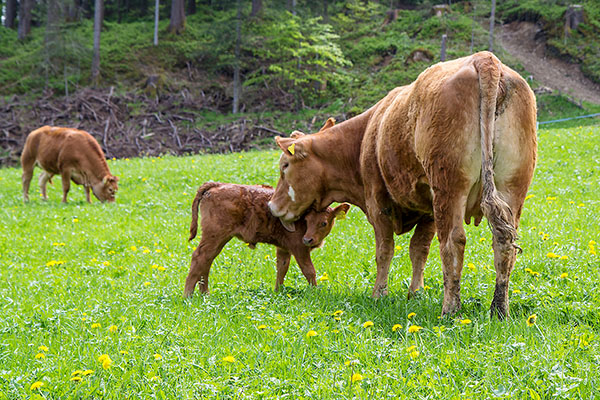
(1, 0), (599, 165)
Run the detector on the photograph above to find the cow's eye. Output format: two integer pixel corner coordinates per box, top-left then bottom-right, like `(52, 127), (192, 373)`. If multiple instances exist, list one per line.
(282, 162), (289, 170)
(320, 222), (327, 227)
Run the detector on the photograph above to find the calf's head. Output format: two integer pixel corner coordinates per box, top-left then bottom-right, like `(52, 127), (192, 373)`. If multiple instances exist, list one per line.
(268, 118), (335, 226)
(92, 175), (119, 202)
(303, 203), (350, 247)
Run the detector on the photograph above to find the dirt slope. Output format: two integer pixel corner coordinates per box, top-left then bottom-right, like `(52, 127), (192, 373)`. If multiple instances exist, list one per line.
(499, 21), (600, 105)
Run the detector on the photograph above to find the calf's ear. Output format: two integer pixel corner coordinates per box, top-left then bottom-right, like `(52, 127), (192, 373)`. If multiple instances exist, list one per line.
(333, 203), (350, 220)
(319, 117), (336, 131)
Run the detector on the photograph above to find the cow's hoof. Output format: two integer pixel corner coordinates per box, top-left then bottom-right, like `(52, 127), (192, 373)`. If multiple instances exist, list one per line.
(371, 286), (388, 298)
(490, 301), (509, 320)
(407, 287), (425, 300)
(441, 300), (461, 317)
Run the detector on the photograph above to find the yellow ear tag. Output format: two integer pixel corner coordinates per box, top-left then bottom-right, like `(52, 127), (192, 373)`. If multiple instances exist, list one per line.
(336, 211), (346, 220)
(287, 143), (295, 155)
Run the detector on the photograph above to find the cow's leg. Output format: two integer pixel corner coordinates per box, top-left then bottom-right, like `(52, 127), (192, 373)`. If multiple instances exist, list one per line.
(433, 194), (468, 316)
(21, 158), (35, 203)
(292, 250), (317, 287)
(408, 217), (436, 297)
(365, 200), (395, 298)
(275, 248), (292, 290)
(38, 171), (52, 200)
(60, 170), (72, 203)
(183, 236), (230, 297)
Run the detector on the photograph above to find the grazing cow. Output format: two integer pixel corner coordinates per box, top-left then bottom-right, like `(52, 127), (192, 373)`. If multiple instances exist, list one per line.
(21, 126), (119, 203)
(184, 181), (349, 297)
(268, 52), (537, 318)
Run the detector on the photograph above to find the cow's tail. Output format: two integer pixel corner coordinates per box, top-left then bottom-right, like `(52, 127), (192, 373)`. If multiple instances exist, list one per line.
(475, 53), (518, 249)
(189, 181), (221, 241)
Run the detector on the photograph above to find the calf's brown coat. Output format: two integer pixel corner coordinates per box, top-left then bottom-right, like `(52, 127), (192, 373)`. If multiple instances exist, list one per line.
(184, 182), (349, 297)
(21, 126), (118, 203)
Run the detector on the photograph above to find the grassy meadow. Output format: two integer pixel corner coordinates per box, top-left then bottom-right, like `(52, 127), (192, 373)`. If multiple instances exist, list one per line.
(0, 125), (599, 399)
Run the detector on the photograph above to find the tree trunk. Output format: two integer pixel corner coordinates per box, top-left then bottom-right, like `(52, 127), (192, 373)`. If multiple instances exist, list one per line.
(168, 0), (185, 34)
(250, 0), (261, 17)
(322, 0), (328, 22)
(141, 0), (148, 16)
(154, 0), (159, 45)
(187, 0), (196, 15)
(91, 0), (103, 86)
(5, 0), (17, 29)
(232, 0), (242, 114)
(18, 0), (34, 40)
(488, 0), (496, 52)
(440, 34), (447, 61)
(44, 0), (60, 86)
(288, 0), (296, 15)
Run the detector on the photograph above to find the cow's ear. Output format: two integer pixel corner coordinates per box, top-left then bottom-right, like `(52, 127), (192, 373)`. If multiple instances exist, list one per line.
(290, 130), (305, 139)
(319, 117), (336, 131)
(102, 176), (108, 185)
(333, 203), (350, 220)
(275, 137), (307, 158)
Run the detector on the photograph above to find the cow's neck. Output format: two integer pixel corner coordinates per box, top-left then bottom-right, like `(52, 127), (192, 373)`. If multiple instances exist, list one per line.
(81, 155), (111, 185)
(312, 108), (374, 212)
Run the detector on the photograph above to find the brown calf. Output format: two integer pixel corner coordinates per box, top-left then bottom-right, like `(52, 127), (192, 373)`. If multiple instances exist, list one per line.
(269, 52), (537, 318)
(184, 182), (349, 297)
(21, 126), (119, 203)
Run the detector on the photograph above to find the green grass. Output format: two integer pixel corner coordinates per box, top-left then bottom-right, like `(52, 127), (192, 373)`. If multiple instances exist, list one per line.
(0, 125), (599, 398)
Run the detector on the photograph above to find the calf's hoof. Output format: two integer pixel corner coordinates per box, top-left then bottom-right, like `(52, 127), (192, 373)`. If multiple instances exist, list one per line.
(371, 285), (388, 299)
(490, 300), (509, 320)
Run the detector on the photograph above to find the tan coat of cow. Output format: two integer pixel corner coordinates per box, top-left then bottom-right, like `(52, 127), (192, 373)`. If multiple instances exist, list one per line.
(268, 52), (537, 318)
(21, 126), (119, 203)
(184, 181), (349, 297)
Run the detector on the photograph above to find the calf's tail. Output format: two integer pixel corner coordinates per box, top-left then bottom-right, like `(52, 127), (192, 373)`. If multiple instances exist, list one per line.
(475, 53), (518, 248)
(189, 181), (221, 241)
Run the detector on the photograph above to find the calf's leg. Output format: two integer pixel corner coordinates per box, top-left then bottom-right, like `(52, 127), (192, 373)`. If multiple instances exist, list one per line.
(292, 249), (317, 287)
(275, 248), (292, 290)
(21, 157), (35, 203)
(60, 170), (72, 203)
(184, 236), (230, 297)
(38, 171), (53, 200)
(365, 201), (395, 298)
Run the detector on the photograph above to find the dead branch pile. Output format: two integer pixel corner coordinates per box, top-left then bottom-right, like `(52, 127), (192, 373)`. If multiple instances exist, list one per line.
(0, 87), (283, 168)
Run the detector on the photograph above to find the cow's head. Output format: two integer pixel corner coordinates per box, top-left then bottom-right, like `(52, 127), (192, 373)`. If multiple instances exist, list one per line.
(92, 175), (119, 202)
(268, 118), (335, 228)
(303, 203), (350, 247)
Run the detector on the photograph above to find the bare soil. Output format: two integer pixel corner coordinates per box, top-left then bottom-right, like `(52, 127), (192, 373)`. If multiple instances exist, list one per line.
(498, 21), (600, 105)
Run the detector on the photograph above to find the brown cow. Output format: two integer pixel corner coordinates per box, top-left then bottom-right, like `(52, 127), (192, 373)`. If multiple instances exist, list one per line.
(21, 126), (119, 203)
(268, 52), (537, 318)
(184, 181), (350, 297)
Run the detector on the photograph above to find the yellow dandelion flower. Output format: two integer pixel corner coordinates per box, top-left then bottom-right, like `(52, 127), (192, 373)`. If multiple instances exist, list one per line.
(72, 218), (79, 223)
(479, 237), (486, 242)
(408, 325), (423, 334)
(560, 255), (568, 260)
(525, 194), (535, 200)
(102, 358), (112, 369)
(577, 203), (585, 208)
(319, 272), (329, 282)
(467, 263), (476, 271)
(82, 370), (94, 376)
(460, 319), (472, 325)
(513, 289), (521, 294)
(157, 266), (166, 272)
(407, 312), (416, 319)
(155, 249), (162, 253)
(332, 310), (343, 316)
(257, 324), (267, 330)
(143, 281), (151, 287)
(406, 345), (417, 353)
(526, 314), (537, 327)
(560, 272), (568, 279)
(108, 325), (118, 333)
(38, 345), (49, 352)
(30, 381), (44, 390)
(351, 373), (363, 383)
(332, 329), (339, 333)
(143, 249), (150, 254)
(392, 324), (402, 332)
(345, 359), (359, 366)
(424, 285), (431, 290)
(120, 350), (129, 355)
(70, 376), (82, 382)
(102, 261), (110, 266)
(91, 323), (101, 329)
(130, 246), (137, 251)
(35, 353), (45, 359)
(98, 354), (110, 363)
(363, 321), (374, 328)
(409, 350), (420, 359)
(71, 370), (83, 376)
(306, 330), (318, 338)
(395, 245), (402, 251)
(546, 252), (560, 259)
(222, 356), (236, 363)
(154, 353), (162, 360)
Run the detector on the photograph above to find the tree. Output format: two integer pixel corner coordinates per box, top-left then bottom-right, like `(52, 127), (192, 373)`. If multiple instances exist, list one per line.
(250, 0), (262, 17)
(489, 0), (496, 52)
(91, 0), (103, 85)
(18, 0), (34, 40)
(168, 0), (185, 34)
(154, 0), (159, 45)
(187, 0), (196, 15)
(232, 0), (242, 113)
(4, 0), (17, 29)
